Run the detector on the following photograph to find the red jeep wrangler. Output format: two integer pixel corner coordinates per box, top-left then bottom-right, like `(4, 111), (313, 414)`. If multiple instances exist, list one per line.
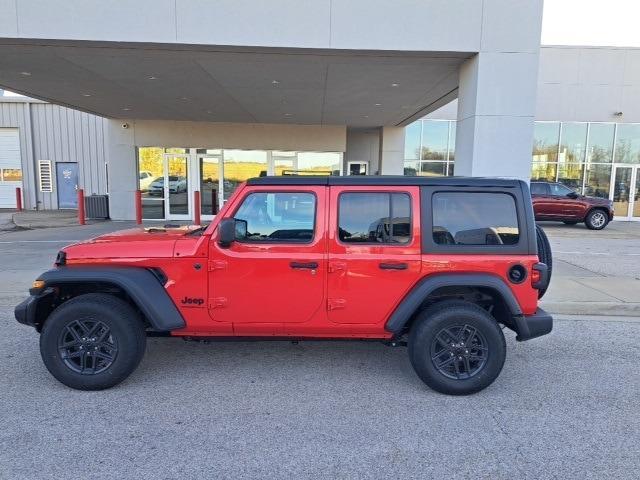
(15, 176), (552, 395)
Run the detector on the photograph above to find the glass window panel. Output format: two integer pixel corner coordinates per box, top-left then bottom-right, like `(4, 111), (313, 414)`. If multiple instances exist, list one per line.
(531, 162), (557, 182)
(273, 151), (297, 176)
(447, 162), (454, 176)
(587, 123), (615, 163)
(164, 148), (187, 154)
(558, 123), (587, 163)
(418, 161), (448, 177)
(2, 169), (22, 181)
(432, 192), (519, 246)
(404, 121), (421, 160)
(448, 121), (456, 161)
(223, 150), (268, 200)
(200, 157), (220, 215)
(338, 193), (411, 245)
(296, 152), (341, 176)
(421, 121), (449, 160)
(549, 183), (574, 196)
(167, 156), (189, 215)
(234, 192), (316, 242)
(557, 163), (585, 192)
(196, 148), (222, 155)
(532, 122), (560, 162)
(583, 164), (612, 198)
(404, 161), (418, 176)
(530, 182), (548, 195)
(138, 147), (165, 219)
(614, 124), (640, 164)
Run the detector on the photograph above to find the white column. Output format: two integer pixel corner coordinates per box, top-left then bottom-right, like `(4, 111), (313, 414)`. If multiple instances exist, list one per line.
(379, 126), (405, 175)
(105, 119), (137, 220)
(454, 0), (542, 181)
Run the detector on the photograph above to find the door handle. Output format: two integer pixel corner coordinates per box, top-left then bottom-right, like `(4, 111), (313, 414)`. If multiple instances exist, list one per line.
(290, 261), (318, 270)
(379, 262), (408, 270)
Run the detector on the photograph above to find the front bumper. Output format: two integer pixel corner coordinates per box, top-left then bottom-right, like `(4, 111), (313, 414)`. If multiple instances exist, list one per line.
(514, 307), (553, 341)
(14, 288), (55, 330)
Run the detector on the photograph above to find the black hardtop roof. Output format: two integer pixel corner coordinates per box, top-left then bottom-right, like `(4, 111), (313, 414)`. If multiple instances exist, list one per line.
(246, 175), (524, 188)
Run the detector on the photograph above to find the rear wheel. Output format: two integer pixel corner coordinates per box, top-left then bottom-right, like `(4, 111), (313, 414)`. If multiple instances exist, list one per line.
(40, 293), (146, 390)
(535, 225), (552, 299)
(585, 209), (609, 230)
(408, 301), (506, 395)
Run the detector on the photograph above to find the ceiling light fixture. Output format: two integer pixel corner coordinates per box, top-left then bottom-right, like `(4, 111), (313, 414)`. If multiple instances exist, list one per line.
(271, 80), (280, 85)
(363, 115), (369, 118)
(181, 96), (189, 100)
(375, 103), (382, 106)
(391, 83), (399, 87)
(283, 113), (292, 117)
(148, 76), (158, 80)
(82, 93), (92, 97)
(122, 107), (131, 111)
(20, 71), (31, 76)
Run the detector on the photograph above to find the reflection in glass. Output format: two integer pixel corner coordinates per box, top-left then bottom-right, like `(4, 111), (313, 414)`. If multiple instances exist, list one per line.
(557, 163), (584, 192)
(448, 122), (456, 161)
(432, 193), (519, 246)
(613, 167), (632, 217)
(167, 156), (189, 215)
(223, 150), (268, 200)
(2, 169), (22, 181)
(634, 172), (640, 218)
(421, 121), (449, 160)
(338, 193), (411, 244)
(200, 157), (220, 216)
(273, 151), (297, 176)
(532, 122), (560, 163)
(404, 121), (421, 160)
(587, 123), (615, 163)
(559, 123), (587, 163)
(614, 124), (640, 164)
(234, 192), (316, 242)
(583, 164), (611, 199)
(531, 162), (557, 182)
(138, 147), (165, 219)
(297, 152), (341, 176)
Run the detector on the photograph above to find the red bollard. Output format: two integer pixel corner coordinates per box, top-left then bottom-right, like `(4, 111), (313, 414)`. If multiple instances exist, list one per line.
(194, 190), (201, 225)
(77, 189), (86, 225)
(15, 187), (22, 211)
(135, 190), (142, 225)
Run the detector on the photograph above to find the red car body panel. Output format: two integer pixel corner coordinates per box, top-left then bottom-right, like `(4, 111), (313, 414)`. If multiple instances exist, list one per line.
(531, 182), (614, 222)
(58, 182), (543, 339)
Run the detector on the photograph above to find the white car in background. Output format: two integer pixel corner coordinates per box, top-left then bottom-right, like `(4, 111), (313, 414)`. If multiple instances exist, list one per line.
(138, 171), (156, 191)
(148, 176), (187, 196)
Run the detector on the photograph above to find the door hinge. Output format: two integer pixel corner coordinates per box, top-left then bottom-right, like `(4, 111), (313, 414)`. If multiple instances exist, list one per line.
(327, 298), (346, 311)
(328, 261), (347, 273)
(208, 260), (228, 271)
(209, 297), (228, 309)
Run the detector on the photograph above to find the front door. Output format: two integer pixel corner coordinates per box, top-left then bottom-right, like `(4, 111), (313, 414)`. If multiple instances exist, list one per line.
(163, 154), (190, 220)
(209, 186), (326, 334)
(327, 186), (422, 326)
(611, 166), (640, 221)
(56, 162), (78, 209)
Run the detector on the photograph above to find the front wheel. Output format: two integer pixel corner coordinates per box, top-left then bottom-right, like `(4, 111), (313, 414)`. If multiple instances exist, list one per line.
(408, 300), (506, 395)
(39, 293), (146, 390)
(585, 209), (609, 230)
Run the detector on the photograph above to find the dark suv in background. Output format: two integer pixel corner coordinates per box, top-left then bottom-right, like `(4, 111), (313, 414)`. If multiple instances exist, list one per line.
(531, 181), (614, 230)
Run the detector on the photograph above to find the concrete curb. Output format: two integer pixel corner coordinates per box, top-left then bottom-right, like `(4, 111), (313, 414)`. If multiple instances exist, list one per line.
(542, 301), (640, 317)
(11, 212), (81, 230)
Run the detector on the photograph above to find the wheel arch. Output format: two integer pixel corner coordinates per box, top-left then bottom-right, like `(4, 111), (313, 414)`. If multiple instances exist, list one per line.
(32, 267), (185, 332)
(583, 205), (610, 221)
(385, 274), (523, 336)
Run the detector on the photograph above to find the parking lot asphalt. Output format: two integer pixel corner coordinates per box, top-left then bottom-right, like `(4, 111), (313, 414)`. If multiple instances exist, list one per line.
(1, 221), (640, 479)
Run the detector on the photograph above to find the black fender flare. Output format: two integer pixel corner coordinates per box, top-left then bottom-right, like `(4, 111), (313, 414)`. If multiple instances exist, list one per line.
(384, 273), (523, 335)
(36, 266), (185, 331)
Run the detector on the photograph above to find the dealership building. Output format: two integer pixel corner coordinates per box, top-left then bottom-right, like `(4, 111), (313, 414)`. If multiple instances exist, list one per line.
(0, 1), (638, 221)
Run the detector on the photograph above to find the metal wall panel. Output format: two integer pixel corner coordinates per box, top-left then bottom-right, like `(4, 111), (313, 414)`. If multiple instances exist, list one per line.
(0, 100), (107, 210)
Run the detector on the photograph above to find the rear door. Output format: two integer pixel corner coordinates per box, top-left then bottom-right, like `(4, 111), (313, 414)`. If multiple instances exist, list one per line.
(327, 186), (422, 326)
(56, 162), (79, 208)
(531, 182), (553, 219)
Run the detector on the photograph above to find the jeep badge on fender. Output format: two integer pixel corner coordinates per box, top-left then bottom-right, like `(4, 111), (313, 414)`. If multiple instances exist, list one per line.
(15, 176), (552, 394)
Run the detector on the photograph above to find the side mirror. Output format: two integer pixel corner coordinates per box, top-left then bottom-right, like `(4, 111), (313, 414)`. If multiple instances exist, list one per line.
(218, 218), (248, 247)
(567, 191), (579, 199)
(218, 218), (236, 248)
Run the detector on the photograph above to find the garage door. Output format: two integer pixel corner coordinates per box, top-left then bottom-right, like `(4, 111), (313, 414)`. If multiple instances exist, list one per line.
(0, 128), (22, 208)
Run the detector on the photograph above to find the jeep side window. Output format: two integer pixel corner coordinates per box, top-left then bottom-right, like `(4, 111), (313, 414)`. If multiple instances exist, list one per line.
(234, 192), (316, 242)
(432, 192), (519, 246)
(338, 192), (411, 244)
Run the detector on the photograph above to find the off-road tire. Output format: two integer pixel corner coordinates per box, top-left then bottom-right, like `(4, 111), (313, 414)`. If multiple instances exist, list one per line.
(408, 300), (506, 395)
(585, 209), (609, 230)
(40, 293), (146, 390)
(535, 225), (552, 299)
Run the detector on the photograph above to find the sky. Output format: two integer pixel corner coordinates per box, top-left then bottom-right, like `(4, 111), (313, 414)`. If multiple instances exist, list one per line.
(2, 0), (640, 97)
(542, 0), (640, 47)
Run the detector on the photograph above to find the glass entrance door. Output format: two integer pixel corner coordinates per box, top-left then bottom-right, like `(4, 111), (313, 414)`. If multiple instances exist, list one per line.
(198, 155), (223, 220)
(164, 154), (190, 220)
(611, 166), (640, 221)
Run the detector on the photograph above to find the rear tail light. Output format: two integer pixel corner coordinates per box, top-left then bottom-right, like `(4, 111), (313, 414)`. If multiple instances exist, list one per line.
(531, 262), (549, 290)
(531, 268), (541, 285)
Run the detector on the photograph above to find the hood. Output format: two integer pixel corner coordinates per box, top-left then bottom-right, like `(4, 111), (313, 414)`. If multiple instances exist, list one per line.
(62, 225), (201, 260)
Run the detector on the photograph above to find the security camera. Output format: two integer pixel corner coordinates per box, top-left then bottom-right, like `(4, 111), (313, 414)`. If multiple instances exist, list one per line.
(121, 123), (130, 129)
